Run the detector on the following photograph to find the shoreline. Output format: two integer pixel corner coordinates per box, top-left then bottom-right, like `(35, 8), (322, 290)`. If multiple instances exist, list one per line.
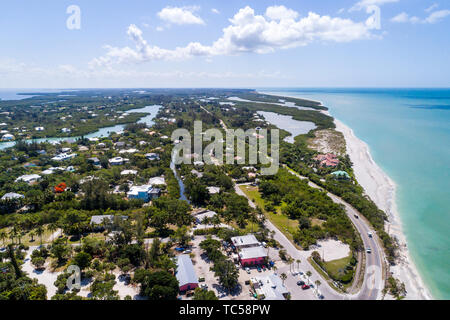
(333, 119), (432, 300)
(258, 90), (433, 300)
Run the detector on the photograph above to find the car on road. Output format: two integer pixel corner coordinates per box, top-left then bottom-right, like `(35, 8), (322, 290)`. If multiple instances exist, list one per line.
(301, 284), (310, 290)
(354, 214), (359, 219)
(245, 267), (251, 274)
(368, 232), (373, 238)
(297, 280), (305, 286)
(366, 247), (372, 253)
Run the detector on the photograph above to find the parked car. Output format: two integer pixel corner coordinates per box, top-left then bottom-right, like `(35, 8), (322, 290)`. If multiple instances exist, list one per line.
(301, 284), (310, 290)
(200, 283), (208, 290)
(184, 249), (192, 254)
(297, 280), (305, 286)
(245, 267), (251, 274)
(257, 266), (262, 272)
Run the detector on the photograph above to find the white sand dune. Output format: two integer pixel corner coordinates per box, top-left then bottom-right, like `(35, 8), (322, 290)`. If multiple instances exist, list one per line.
(304, 239), (351, 262)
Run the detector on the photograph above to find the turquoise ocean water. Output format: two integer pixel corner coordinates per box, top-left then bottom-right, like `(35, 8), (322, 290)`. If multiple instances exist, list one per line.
(261, 88), (450, 299)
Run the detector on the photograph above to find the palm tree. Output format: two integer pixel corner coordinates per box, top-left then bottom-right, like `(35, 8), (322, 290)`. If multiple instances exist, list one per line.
(29, 230), (36, 243)
(288, 258), (294, 274)
(48, 223), (59, 242)
(280, 272), (287, 285)
(0, 231), (7, 247)
(36, 225), (44, 246)
(306, 271), (312, 284)
(315, 280), (321, 290)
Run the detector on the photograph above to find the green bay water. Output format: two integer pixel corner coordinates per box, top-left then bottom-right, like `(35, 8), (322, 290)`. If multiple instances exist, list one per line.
(262, 88), (450, 299)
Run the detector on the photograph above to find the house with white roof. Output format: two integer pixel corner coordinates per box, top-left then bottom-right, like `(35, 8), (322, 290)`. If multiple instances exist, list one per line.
(1, 133), (14, 141)
(194, 210), (217, 224)
(207, 186), (220, 194)
(1, 192), (25, 201)
(109, 157), (125, 166)
(148, 176), (166, 186)
(127, 185), (160, 202)
(121, 169), (137, 176)
(239, 246), (268, 266)
(145, 153), (160, 161)
(119, 148), (138, 154)
(251, 274), (289, 300)
(51, 153), (77, 161)
(231, 234), (260, 249)
(15, 174), (41, 184)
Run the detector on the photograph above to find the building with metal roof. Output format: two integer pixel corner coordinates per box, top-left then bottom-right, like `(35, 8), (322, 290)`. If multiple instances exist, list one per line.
(175, 254), (199, 292)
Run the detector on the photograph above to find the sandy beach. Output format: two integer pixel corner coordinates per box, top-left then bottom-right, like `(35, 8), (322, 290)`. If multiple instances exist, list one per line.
(259, 91), (433, 299)
(334, 118), (432, 300)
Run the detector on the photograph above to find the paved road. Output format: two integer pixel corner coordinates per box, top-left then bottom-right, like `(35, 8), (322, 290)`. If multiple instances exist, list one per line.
(235, 174), (385, 300)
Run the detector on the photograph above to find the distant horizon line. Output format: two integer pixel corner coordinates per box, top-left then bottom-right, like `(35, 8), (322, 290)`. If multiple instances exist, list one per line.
(1, 87), (450, 91)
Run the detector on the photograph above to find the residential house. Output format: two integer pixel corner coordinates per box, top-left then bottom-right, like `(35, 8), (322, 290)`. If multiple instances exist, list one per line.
(15, 174), (41, 184)
(314, 153), (340, 167)
(88, 157), (100, 166)
(1, 192), (25, 201)
(145, 153), (160, 161)
(109, 157), (125, 166)
(127, 185), (160, 202)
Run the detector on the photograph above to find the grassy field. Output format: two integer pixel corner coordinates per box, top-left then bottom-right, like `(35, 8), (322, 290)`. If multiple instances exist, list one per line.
(0, 225), (57, 247)
(322, 254), (353, 279)
(239, 185), (299, 244)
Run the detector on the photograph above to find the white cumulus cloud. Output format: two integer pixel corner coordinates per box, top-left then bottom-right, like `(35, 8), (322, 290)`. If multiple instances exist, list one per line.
(90, 5), (374, 67)
(157, 6), (205, 25)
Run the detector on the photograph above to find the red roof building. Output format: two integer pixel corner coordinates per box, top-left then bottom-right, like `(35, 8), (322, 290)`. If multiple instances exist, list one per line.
(314, 153), (340, 167)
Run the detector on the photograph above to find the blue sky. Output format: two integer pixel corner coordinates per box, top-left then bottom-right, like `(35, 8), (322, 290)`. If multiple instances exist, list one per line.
(0, 0), (449, 88)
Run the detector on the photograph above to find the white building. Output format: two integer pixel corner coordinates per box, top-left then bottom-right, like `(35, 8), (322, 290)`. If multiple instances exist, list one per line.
(15, 174), (41, 184)
(207, 186), (220, 194)
(231, 234), (260, 249)
(1, 192), (25, 201)
(51, 153), (77, 161)
(1, 133), (14, 141)
(251, 274), (289, 300)
(121, 170), (137, 175)
(109, 157), (125, 165)
(148, 176), (166, 186)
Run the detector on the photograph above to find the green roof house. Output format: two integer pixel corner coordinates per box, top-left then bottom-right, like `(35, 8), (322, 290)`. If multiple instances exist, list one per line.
(331, 171), (350, 180)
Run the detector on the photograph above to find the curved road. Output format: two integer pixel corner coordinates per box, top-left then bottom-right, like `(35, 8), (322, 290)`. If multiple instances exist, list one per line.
(201, 107), (385, 300)
(235, 169), (385, 300)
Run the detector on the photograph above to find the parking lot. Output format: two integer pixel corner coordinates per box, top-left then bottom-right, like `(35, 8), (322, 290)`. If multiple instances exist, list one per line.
(186, 236), (320, 300)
